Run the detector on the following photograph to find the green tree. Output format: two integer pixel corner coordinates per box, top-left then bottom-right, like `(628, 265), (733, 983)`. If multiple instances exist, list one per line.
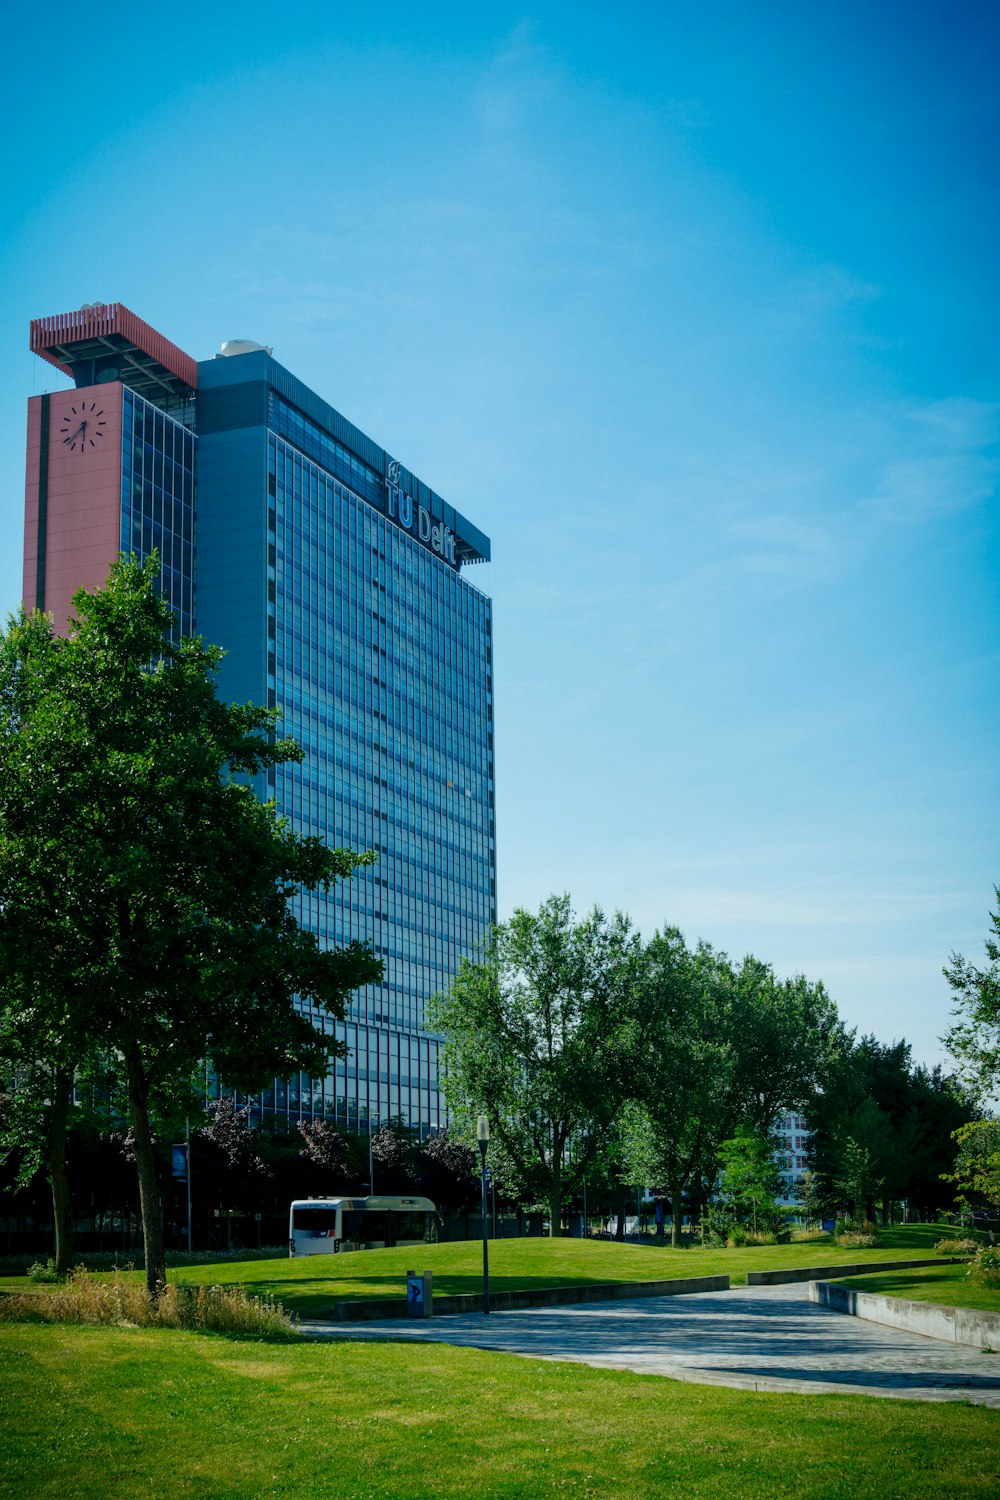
(616, 933), (836, 1245)
(798, 1168), (822, 1227)
(0, 557), (380, 1296)
(807, 1034), (976, 1221)
(716, 1128), (785, 1234)
(942, 1120), (1000, 1212)
(944, 890), (1000, 1098)
(430, 894), (641, 1235)
(725, 962), (841, 1135)
(0, 607), (105, 1271)
(618, 930), (733, 1246)
(0, 1054), (76, 1272)
(832, 1134), (884, 1222)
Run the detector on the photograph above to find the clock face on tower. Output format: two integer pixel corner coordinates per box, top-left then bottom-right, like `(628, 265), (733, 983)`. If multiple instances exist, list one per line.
(59, 399), (107, 455)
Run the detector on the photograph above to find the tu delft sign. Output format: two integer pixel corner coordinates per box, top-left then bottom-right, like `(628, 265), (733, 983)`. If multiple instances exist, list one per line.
(385, 460), (458, 567)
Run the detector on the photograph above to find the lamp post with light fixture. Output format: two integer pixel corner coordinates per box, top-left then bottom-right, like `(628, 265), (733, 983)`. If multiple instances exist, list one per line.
(476, 1115), (490, 1315)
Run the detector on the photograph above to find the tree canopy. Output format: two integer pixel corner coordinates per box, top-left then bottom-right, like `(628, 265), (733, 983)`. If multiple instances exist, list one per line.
(614, 933), (838, 1243)
(429, 894), (642, 1234)
(0, 557), (380, 1290)
(944, 888), (1000, 1100)
(805, 1034), (976, 1220)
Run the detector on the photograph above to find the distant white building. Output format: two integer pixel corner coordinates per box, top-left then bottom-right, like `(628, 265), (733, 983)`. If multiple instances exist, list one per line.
(773, 1112), (811, 1206)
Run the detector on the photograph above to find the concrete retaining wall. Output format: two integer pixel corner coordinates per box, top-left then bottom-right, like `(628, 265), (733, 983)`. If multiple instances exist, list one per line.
(809, 1278), (1000, 1352)
(747, 1256), (959, 1287)
(325, 1273), (730, 1322)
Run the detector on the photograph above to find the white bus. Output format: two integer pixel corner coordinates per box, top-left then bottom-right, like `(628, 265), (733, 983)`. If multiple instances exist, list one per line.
(288, 1195), (438, 1256)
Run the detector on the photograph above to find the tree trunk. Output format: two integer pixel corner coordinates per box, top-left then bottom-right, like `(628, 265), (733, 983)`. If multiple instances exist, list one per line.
(670, 1182), (683, 1249)
(125, 1044), (165, 1300)
(615, 1187), (627, 1241)
(548, 1167), (561, 1238)
(47, 1067), (74, 1274)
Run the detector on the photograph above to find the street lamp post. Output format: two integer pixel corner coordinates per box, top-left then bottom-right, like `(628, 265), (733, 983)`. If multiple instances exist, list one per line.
(476, 1115), (490, 1315)
(185, 1116), (193, 1255)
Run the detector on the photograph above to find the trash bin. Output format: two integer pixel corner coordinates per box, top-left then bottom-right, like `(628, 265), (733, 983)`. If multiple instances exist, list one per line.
(405, 1269), (433, 1318)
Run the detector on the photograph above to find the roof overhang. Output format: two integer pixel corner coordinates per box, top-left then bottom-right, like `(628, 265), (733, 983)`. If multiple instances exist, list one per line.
(30, 303), (197, 405)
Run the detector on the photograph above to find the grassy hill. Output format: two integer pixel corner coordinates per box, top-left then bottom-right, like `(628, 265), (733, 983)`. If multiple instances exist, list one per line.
(1, 1222), (970, 1319)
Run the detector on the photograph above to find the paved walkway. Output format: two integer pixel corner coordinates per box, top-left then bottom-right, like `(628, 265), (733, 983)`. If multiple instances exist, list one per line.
(300, 1284), (1000, 1407)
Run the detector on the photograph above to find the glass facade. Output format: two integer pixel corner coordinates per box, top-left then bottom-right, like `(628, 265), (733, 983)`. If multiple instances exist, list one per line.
(80, 338), (495, 1140)
(29, 310), (493, 1143)
(119, 388), (196, 638)
(252, 425), (494, 1136)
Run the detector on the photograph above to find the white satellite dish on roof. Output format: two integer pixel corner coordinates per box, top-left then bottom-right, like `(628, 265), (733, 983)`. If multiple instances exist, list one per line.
(218, 339), (273, 357)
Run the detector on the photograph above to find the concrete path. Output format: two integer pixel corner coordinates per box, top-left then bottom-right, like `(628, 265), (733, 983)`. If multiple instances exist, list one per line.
(300, 1283), (1000, 1408)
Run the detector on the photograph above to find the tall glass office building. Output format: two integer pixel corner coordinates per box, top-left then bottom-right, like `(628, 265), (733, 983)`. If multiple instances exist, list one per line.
(24, 306), (495, 1138)
(120, 387), (197, 641)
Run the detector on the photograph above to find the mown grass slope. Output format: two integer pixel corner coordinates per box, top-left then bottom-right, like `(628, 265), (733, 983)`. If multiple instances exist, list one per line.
(0, 1322), (997, 1499)
(0, 1222), (969, 1319)
(831, 1262), (1000, 1313)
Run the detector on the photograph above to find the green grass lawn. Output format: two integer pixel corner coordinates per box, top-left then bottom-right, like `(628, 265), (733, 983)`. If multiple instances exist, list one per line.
(0, 1222), (970, 1319)
(0, 1321), (997, 1499)
(832, 1263), (1000, 1314)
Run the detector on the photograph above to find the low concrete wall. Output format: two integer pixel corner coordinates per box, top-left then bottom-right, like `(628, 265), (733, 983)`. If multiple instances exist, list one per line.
(747, 1256), (959, 1287)
(809, 1278), (1000, 1353)
(324, 1273), (730, 1323)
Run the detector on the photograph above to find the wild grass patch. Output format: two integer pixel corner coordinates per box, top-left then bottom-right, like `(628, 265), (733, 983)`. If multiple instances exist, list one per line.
(0, 1265), (297, 1338)
(726, 1229), (782, 1247)
(937, 1237), (981, 1258)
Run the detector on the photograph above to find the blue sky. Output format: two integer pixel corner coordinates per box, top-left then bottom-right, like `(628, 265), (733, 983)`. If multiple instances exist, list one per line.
(1, 1), (996, 1069)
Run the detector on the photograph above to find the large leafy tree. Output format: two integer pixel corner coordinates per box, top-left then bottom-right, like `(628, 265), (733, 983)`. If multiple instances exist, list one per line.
(617, 931), (734, 1245)
(806, 1035), (976, 1220)
(715, 1128), (785, 1234)
(430, 894), (641, 1235)
(618, 933), (838, 1244)
(943, 1120), (1000, 1213)
(0, 557), (380, 1295)
(944, 890), (1000, 1099)
(725, 961), (841, 1135)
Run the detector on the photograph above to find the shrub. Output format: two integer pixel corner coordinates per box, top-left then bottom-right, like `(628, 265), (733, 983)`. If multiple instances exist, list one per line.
(834, 1219), (878, 1249)
(967, 1248), (1000, 1290)
(935, 1236), (980, 1258)
(0, 1266), (298, 1338)
(26, 1259), (62, 1284)
(727, 1229), (781, 1248)
(698, 1207), (734, 1248)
